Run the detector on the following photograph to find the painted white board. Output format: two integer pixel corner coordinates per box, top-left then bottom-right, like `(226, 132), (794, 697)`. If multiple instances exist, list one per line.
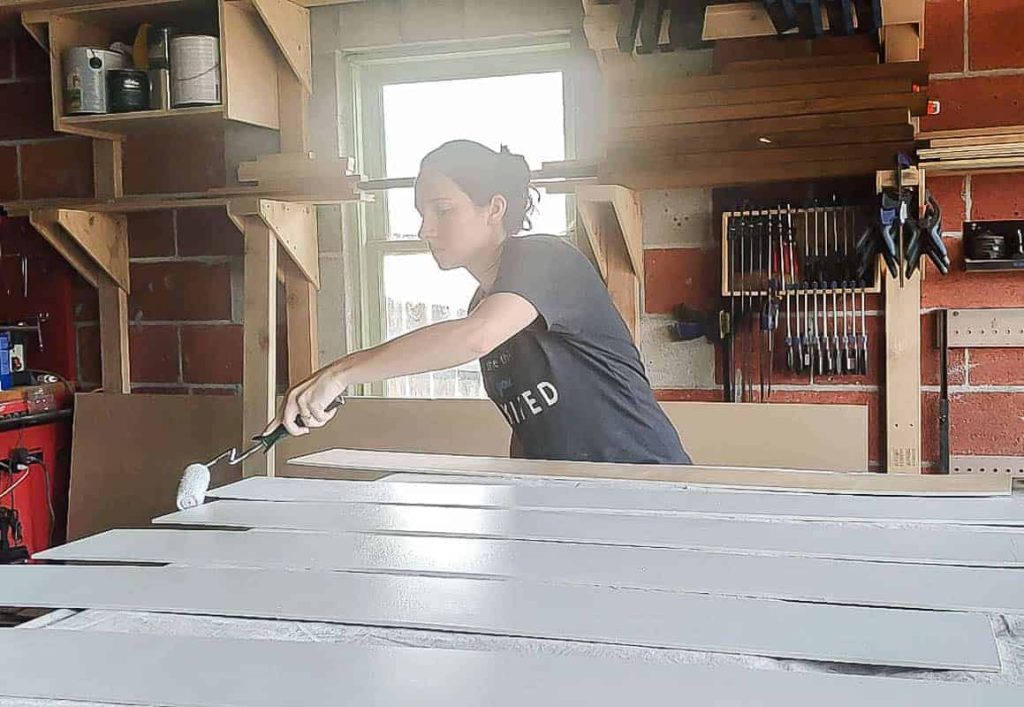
(155, 500), (1024, 567)
(0, 565), (999, 671)
(37, 528), (1024, 614)
(1, 630), (1020, 707)
(211, 476), (1024, 526)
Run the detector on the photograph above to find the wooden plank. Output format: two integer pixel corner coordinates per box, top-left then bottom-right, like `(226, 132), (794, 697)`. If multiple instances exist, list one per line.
(577, 184), (643, 279)
(722, 53), (879, 74)
(920, 125), (1024, 141)
(0, 564), (999, 671)
(273, 398), (871, 475)
(920, 156), (1024, 173)
(608, 141), (914, 172)
(603, 156), (894, 190)
(67, 393), (242, 541)
(54, 209), (129, 290)
(929, 133), (1024, 149)
(238, 156), (356, 183)
(284, 257), (318, 385)
(41, 527), (1024, 614)
(623, 61), (928, 97)
(602, 209), (640, 341)
(1, 631), (1018, 707)
(276, 59), (311, 154)
(242, 216), (278, 478)
(157, 498), (1024, 566)
(251, 0), (313, 93)
(288, 448), (1010, 495)
(221, 0), (280, 130)
(97, 282), (130, 394)
(256, 199), (319, 288)
(92, 139), (123, 199)
(884, 263), (922, 474)
(610, 93), (928, 130)
(702, 0), (923, 40)
(609, 124), (916, 159)
(623, 78), (916, 113)
(211, 476), (1024, 526)
(611, 107), (912, 145)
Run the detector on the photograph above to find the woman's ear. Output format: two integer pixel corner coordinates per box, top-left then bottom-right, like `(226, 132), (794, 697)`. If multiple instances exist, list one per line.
(487, 194), (508, 227)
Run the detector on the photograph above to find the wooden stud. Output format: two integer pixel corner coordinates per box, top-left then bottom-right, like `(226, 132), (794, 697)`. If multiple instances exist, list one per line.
(276, 61), (311, 155)
(92, 139), (124, 199)
(577, 185), (644, 280)
(98, 283), (130, 394)
(576, 200), (610, 280)
(721, 53), (880, 74)
(251, 0), (313, 93)
(285, 258), (319, 385)
(242, 217), (278, 478)
(603, 218), (641, 343)
(884, 24), (921, 63)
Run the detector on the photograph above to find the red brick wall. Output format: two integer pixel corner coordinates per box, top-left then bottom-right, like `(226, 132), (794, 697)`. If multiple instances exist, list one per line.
(1, 32), (275, 396)
(649, 3), (1024, 469)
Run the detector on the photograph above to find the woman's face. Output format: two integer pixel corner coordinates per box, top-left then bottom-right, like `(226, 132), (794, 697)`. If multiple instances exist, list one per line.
(415, 167), (505, 271)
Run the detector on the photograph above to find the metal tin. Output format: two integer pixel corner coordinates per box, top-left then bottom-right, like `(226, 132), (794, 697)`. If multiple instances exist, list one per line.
(63, 47), (128, 115)
(147, 68), (171, 110)
(107, 69), (151, 113)
(169, 35), (221, 108)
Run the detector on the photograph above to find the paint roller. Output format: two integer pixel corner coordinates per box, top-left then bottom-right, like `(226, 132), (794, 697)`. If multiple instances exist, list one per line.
(175, 396), (345, 510)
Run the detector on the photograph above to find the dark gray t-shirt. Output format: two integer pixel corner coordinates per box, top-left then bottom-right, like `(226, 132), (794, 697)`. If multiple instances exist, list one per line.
(471, 234), (691, 464)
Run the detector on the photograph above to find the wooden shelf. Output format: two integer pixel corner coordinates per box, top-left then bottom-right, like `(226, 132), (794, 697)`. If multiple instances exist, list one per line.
(964, 259), (1024, 272)
(61, 105), (224, 135)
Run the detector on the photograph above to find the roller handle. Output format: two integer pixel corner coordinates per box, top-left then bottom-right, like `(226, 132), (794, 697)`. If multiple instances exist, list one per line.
(254, 396), (346, 452)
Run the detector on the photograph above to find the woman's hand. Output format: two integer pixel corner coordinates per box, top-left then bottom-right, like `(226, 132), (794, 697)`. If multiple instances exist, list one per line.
(262, 364), (347, 438)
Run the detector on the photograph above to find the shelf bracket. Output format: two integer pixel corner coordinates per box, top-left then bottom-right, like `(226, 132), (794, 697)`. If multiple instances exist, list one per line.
(228, 198), (319, 289)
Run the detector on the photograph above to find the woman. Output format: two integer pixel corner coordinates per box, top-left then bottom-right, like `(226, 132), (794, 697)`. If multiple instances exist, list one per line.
(264, 139), (691, 464)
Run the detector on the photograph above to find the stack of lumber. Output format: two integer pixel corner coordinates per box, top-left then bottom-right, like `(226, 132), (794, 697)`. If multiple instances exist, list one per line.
(236, 152), (364, 201)
(917, 126), (1024, 175)
(581, 58), (926, 190)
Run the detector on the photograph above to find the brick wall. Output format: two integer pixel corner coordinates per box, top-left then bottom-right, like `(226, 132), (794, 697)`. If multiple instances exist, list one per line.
(1, 31), (282, 396)
(642, 1), (1024, 469)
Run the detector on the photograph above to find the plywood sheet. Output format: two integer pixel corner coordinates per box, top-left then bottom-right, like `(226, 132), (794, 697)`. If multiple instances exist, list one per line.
(289, 448), (1009, 496)
(1, 630), (1019, 707)
(39, 528), (1024, 615)
(155, 500), (1024, 567)
(68, 394), (242, 541)
(211, 477), (1024, 525)
(276, 398), (871, 473)
(0, 565), (998, 670)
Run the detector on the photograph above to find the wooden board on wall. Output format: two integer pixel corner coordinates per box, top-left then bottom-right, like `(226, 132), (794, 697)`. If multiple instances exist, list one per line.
(68, 394), (243, 541)
(276, 398), (871, 475)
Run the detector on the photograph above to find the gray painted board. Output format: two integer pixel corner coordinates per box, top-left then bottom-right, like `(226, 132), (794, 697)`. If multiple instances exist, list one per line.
(211, 476), (1024, 525)
(0, 565), (999, 671)
(155, 499), (1024, 567)
(1, 630), (1020, 707)
(37, 528), (1024, 614)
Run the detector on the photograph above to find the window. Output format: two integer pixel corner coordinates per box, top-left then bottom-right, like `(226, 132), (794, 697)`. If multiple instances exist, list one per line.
(350, 42), (575, 398)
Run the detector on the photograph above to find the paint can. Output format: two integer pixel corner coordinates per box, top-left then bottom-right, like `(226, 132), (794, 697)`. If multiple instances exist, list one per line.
(107, 69), (151, 113)
(147, 26), (176, 70)
(169, 35), (221, 108)
(148, 68), (171, 110)
(63, 47), (128, 115)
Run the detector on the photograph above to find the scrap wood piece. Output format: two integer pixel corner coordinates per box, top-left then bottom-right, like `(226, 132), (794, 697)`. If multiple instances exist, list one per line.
(0, 564), (1001, 671)
(238, 154), (357, 184)
(288, 448), (1012, 495)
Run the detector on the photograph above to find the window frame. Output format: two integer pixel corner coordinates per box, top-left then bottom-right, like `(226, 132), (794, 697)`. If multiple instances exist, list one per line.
(346, 38), (579, 397)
